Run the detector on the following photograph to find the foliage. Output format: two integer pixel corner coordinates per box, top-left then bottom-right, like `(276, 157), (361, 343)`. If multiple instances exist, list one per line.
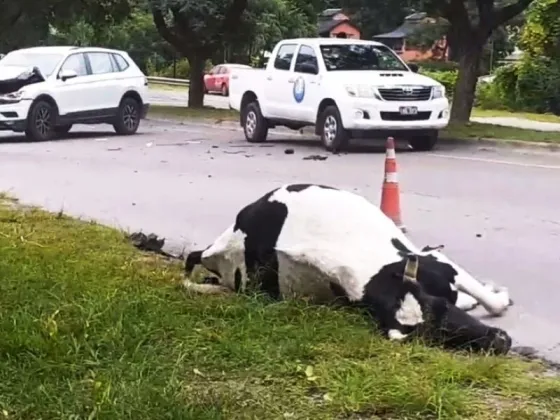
(415, 60), (459, 72)
(421, 70), (458, 98)
(49, 12), (170, 73)
(518, 0), (560, 58)
(1, 200), (560, 418)
(478, 0), (560, 115)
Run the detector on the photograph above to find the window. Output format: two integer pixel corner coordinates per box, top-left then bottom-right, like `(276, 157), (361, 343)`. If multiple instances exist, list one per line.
(112, 53), (129, 71)
(210, 66), (221, 75)
(60, 53), (88, 76)
(319, 44), (408, 72)
(219, 66), (229, 74)
(274, 44), (296, 71)
(294, 45), (318, 73)
(87, 52), (115, 75)
(2, 51), (64, 77)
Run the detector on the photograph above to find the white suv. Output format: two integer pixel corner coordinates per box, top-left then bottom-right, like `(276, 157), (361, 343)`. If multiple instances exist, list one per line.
(0, 46), (150, 141)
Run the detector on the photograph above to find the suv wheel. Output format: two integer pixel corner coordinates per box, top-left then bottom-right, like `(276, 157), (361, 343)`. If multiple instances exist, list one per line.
(242, 101), (268, 143)
(319, 105), (349, 152)
(408, 132), (438, 151)
(25, 100), (56, 142)
(113, 97), (141, 135)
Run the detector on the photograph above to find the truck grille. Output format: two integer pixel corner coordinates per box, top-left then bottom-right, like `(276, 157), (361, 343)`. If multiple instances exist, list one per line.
(380, 111), (431, 121)
(377, 86), (432, 101)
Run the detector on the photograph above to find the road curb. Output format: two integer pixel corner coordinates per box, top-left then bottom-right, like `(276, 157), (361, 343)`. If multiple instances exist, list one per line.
(146, 115), (560, 152)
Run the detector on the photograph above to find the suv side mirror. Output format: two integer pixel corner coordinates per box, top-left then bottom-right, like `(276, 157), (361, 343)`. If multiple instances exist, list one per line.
(59, 69), (78, 81)
(408, 63), (419, 73)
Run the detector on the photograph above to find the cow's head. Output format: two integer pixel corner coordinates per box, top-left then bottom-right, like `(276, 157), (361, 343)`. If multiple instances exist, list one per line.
(396, 256), (512, 355)
(184, 224), (248, 292)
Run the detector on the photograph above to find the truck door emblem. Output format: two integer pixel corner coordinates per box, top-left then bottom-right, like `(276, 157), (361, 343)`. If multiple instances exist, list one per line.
(293, 76), (305, 103)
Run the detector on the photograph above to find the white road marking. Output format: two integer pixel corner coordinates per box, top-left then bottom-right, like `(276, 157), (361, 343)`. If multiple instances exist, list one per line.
(428, 153), (560, 170)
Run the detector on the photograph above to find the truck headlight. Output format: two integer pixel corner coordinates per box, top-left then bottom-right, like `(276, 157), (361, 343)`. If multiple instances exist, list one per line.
(432, 86), (445, 99)
(345, 84), (381, 99)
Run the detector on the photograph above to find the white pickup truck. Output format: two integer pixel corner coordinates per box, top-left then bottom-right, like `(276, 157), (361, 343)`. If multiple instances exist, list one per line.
(229, 38), (450, 152)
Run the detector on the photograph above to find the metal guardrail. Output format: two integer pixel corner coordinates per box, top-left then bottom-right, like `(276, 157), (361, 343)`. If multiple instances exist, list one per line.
(147, 76), (190, 87)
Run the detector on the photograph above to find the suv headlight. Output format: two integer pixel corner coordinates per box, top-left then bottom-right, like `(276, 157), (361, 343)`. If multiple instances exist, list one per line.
(0, 90), (27, 103)
(345, 84), (381, 99)
(432, 85), (445, 99)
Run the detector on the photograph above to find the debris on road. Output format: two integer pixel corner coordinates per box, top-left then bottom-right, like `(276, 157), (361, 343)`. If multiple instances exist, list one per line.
(303, 154), (328, 161)
(107, 147), (122, 151)
(224, 150), (245, 154)
(284, 148), (294, 154)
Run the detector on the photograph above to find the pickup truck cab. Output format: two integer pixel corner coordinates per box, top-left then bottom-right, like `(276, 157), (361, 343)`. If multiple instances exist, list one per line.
(229, 38), (450, 152)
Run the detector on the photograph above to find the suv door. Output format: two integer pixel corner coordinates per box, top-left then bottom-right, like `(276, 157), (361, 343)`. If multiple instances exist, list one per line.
(53, 52), (91, 117)
(291, 44), (320, 122)
(85, 52), (122, 112)
(264, 43), (297, 119)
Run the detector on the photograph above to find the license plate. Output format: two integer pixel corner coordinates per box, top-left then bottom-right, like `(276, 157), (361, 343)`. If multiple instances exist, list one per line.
(399, 106), (418, 115)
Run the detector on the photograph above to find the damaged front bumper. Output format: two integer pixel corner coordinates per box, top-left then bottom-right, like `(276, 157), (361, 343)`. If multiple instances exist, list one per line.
(0, 100), (31, 132)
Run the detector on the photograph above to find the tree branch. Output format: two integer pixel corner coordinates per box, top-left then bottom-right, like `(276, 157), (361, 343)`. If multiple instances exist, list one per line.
(151, 6), (182, 50)
(442, 0), (472, 31)
(221, 0), (248, 36)
(493, 0), (535, 29)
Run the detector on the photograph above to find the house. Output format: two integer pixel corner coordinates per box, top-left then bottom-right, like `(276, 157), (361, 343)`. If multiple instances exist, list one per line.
(373, 12), (448, 61)
(317, 8), (361, 39)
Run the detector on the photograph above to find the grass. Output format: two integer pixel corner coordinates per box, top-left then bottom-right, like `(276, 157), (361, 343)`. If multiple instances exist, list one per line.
(148, 105), (560, 144)
(0, 197), (559, 419)
(148, 104), (239, 121)
(441, 122), (560, 144)
(472, 108), (560, 124)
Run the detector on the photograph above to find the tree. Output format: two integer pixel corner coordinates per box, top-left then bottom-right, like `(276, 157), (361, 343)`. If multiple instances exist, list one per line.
(422, 0), (538, 122)
(1, 0), (134, 52)
(149, 0), (249, 107)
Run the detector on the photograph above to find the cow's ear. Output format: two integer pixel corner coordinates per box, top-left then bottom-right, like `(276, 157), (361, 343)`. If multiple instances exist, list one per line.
(185, 250), (203, 276)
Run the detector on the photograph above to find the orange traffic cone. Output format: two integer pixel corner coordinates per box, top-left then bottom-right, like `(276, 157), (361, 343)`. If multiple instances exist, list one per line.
(380, 137), (405, 232)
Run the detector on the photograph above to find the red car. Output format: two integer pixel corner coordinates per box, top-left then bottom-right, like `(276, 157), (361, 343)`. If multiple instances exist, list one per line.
(203, 63), (252, 96)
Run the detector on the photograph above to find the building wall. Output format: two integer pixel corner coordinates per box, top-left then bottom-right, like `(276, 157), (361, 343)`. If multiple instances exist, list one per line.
(329, 22), (361, 39)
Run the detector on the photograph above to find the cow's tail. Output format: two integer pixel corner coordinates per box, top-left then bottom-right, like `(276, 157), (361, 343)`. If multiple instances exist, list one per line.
(185, 250), (203, 276)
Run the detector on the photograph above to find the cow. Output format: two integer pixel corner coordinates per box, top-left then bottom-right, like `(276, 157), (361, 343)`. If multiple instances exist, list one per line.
(183, 184), (513, 354)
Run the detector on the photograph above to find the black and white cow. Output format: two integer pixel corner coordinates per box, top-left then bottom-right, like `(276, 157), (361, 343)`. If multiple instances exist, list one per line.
(184, 184), (513, 354)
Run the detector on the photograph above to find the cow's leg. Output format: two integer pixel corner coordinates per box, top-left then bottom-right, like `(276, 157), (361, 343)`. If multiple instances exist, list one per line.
(182, 278), (232, 295)
(431, 251), (511, 316)
(185, 250), (203, 276)
(455, 291), (479, 311)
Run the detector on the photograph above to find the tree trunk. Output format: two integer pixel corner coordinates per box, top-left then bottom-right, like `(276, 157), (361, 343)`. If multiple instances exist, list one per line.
(450, 44), (483, 122)
(187, 54), (205, 108)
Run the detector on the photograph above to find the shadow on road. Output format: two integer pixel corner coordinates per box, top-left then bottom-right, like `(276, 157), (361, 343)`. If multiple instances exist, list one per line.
(0, 130), (148, 144)
(265, 137), (413, 154)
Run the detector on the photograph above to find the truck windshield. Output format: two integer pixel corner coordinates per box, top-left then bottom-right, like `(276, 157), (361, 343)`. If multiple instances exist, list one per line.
(319, 44), (408, 71)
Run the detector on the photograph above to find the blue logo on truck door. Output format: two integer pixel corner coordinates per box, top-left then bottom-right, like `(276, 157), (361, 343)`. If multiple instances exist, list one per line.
(293, 76), (305, 103)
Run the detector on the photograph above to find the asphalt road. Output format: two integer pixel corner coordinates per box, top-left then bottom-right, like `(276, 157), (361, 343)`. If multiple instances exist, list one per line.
(1, 118), (560, 363)
(148, 88), (560, 132)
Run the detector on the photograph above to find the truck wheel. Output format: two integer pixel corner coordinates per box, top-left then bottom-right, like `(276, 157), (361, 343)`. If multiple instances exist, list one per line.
(242, 101), (268, 143)
(221, 84), (228, 96)
(319, 105), (349, 152)
(408, 132), (438, 151)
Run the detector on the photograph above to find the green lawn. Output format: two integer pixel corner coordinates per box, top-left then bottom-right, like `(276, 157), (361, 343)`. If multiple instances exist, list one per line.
(472, 108), (560, 124)
(148, 105), (560, 144)
(0, 196), (559, 419)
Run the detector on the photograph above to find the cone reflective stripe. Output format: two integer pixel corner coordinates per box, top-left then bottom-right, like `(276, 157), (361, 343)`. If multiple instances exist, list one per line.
(380, 137), (405, 231)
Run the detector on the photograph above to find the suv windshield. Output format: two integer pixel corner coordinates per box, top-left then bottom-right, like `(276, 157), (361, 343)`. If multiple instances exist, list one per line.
(0, 52), (64, 77)
(320, 44), (408, 72)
